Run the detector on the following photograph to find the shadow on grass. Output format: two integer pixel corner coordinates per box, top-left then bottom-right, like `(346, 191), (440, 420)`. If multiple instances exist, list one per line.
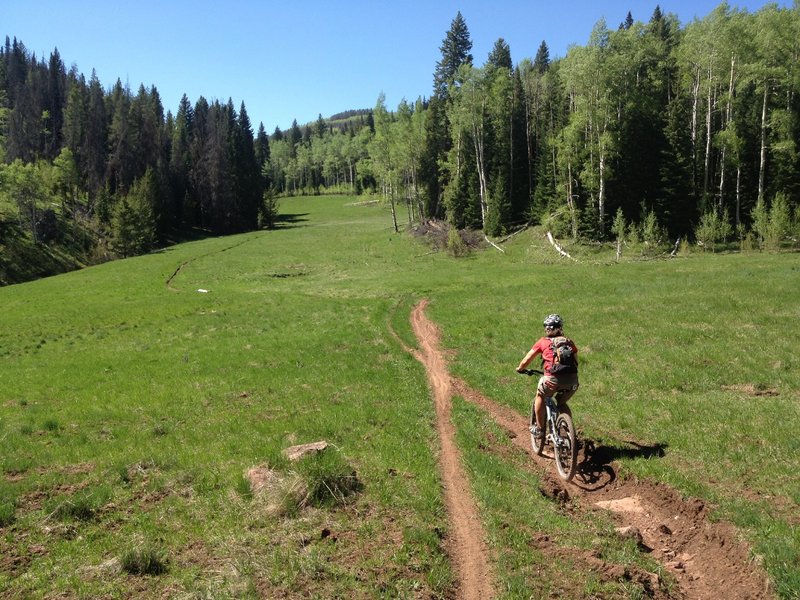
(272, 213), (310, 229)
(574, 438), (667, 491)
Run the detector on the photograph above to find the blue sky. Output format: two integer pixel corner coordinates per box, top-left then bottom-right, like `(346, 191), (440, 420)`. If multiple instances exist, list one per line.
(2, 0), (791, 133)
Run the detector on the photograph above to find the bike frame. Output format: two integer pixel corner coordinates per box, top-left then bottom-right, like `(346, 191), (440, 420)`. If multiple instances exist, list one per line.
(542, 395), (561, 446)
(519, 368), (577, 481)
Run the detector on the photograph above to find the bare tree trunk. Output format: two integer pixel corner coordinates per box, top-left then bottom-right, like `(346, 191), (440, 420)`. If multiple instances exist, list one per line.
(455, 129), (462, 180)
(547, 231), (576, 261)
(691, 67), (701, 196)
(566, 163), (577, 239)
(349, 159), (355, 193)
(471, 106), (489, 229)
(599, 150), (606, 237)
(758, 82), (769, 204)
(736, 165), (742, 226)
(389, 181), (398, 233)
(524, 84), (534, 201)
(718, 54), (737, 213)
(474, 135), (488, 226)
(703, 64), (714, 204)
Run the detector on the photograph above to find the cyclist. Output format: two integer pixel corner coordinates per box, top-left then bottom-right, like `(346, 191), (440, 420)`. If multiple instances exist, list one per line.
(516, 314), (579, 443)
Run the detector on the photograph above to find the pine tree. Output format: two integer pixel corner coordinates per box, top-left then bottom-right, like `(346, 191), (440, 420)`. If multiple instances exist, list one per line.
(255, 122), (270, 167)
(234, 101), (261, 230)
(62, 74), (87, 176)
(433, 12), (473, 100)
(170, 94), (193, 225)
(84, 71), (107, 199)
(422, 12), (474, 221)
(289, 119), (302, 150)
(105, 80), (134, 195)
(111, 169), (157, 257)
(533, 41), (550, 74)
(44, 48), (66, 159)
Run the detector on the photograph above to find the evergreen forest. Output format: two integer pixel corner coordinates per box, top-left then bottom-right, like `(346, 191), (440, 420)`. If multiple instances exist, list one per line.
(1, 3), (799, 284)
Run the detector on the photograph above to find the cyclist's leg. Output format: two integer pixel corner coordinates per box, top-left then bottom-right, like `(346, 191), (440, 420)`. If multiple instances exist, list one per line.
(555, 374), (579, 417)
(535, 375), (558, 432)
(533, 392), (545, 429)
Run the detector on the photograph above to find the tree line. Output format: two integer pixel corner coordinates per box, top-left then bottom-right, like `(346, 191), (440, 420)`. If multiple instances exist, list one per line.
(2, 1), (799, 277)
(244, 2), (800, 251)
(374, 3), (800, 250)
(0, 37), (273, 263)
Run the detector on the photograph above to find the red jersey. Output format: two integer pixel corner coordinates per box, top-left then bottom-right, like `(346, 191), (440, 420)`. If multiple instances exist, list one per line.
(531, 336), (578, 375)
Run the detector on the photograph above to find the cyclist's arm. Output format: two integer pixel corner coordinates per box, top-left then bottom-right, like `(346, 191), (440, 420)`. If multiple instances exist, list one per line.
(517, 346), (540, 372)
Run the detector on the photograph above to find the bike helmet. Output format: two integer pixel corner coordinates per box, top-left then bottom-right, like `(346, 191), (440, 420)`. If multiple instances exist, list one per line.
(543, 314), (564, 329)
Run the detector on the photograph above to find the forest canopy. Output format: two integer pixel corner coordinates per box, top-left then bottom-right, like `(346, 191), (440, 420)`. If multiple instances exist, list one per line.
(1, 2), (798, 284)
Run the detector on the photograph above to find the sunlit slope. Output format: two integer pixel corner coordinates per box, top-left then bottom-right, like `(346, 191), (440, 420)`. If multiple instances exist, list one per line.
(0, 194), (798, 597)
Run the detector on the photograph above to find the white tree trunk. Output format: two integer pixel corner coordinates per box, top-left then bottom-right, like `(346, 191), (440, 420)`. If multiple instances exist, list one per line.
(599, 151), (606, 237)
(704, 64), (714, 202)
(547, 231), (576, 261)
(758, 82), (769, 204)
(566, 163), (577, 239)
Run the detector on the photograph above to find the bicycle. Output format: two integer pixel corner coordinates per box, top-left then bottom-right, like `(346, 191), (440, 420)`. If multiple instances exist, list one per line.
(517, 369), (578, 482)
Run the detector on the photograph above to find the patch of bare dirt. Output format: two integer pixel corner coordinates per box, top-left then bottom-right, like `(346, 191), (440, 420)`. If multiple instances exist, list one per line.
(410, 299), (494, 600)
(408, 300), (775, 600)
(530, 532), (668, 598)
(36, 462), (96, 476)
(459, 371), (775, 598)
(721, 384), (779, 397)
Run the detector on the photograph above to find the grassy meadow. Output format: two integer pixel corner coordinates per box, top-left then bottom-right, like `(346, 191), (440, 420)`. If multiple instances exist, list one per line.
(0, 194), (798, 598)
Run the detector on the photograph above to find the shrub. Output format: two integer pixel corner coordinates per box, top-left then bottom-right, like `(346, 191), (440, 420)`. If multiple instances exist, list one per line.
(752, 193), (792, 251)
(52, 496), (95, 521)
(42, 419), (60, 432)
(446, 227), (468, 257)
(235, 472), (253, 500)
(0, 500), (15, 527)
(121, 545), (169, 576)
(49, 486), (111, 522)
(695, 208), (732, 253)
(294, 449), (363, 508)
(260, 190), (280, 229)
(640, 208), (667, 255)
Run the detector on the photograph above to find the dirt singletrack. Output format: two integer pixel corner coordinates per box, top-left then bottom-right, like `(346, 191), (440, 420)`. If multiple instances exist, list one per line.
(407, 300), (774, 600)
(410, 299), (494, 600)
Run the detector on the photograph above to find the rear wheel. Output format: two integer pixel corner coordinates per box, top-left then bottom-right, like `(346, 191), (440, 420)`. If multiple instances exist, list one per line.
(553, 413), (577, 481)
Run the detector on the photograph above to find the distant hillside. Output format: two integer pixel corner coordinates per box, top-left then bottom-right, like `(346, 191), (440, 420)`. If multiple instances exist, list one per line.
(278, 109), (373, 139)
(328, 108), (372, 122)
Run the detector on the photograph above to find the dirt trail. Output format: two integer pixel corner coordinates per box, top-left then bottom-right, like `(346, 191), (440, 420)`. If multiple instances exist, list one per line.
(410, 300), (495, 600)
(408, 300), (774, 600)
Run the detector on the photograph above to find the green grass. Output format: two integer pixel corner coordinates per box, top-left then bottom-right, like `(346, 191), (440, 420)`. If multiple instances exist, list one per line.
(0, 194), (798, 597)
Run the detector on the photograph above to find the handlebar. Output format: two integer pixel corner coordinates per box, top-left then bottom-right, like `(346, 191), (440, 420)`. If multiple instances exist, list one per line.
(517, 368), (543, 376)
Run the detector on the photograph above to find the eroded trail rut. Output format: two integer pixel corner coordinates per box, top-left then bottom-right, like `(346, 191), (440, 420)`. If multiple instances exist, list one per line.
(410, 300), (494, 600)
(408, 300), (774, 600)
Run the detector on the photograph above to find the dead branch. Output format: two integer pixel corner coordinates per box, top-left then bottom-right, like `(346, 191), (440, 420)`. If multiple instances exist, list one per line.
(546, 231), (577, 261)
(484, 234), (506, 253)
(498, 224), (530, 244)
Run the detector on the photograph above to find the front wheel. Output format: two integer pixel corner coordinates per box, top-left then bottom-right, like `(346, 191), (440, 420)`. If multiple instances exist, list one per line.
(553, 413), (577, 481)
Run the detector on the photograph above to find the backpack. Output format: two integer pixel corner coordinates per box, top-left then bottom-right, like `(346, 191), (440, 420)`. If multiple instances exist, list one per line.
(549, 336), (578, 375)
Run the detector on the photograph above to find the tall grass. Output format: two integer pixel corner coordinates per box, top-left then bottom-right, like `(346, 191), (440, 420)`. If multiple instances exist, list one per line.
(0, 194), (797, 597)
